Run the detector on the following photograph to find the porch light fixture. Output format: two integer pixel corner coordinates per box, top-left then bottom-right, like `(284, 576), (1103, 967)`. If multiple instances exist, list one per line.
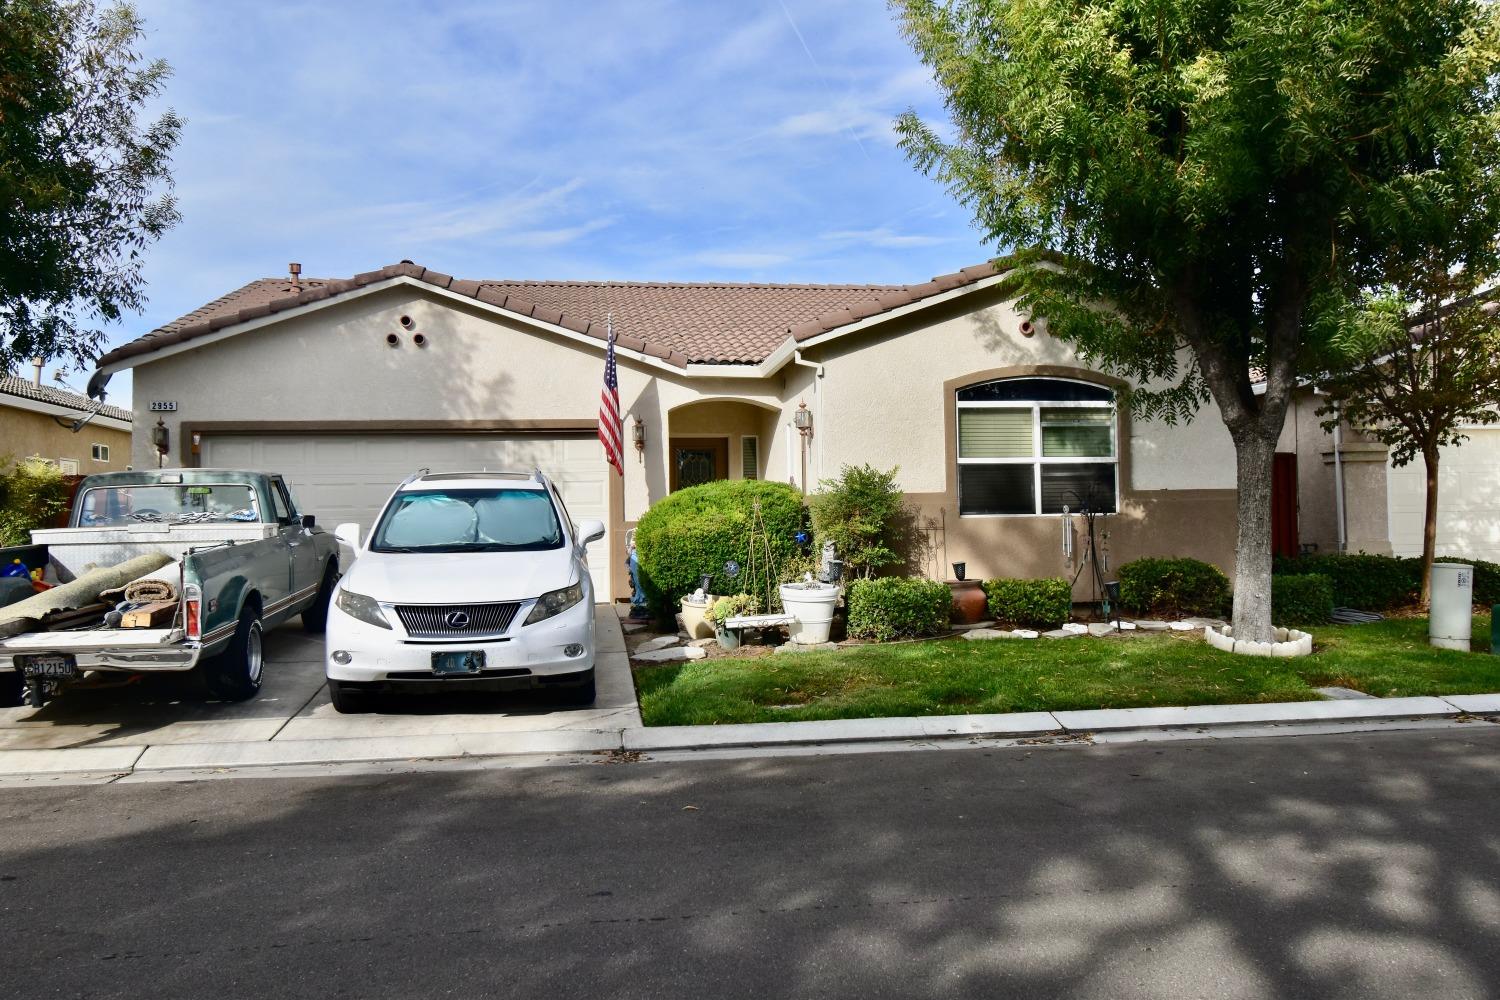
(793, 401), (813, 438)
(632, 415), (646, 455)
(152, 418), (170, 468)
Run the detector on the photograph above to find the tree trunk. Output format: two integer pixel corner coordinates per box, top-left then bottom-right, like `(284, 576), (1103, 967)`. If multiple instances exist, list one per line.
(1229, 428), (1279, 643)
(1420, 445), (1440, 608)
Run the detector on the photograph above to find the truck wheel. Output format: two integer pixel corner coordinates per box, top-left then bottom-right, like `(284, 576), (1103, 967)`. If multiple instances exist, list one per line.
(205, 608), (264, 702)
(301, 564), (339, 634)
(327, 679), (370, 714)
(0, 670), (22, 708)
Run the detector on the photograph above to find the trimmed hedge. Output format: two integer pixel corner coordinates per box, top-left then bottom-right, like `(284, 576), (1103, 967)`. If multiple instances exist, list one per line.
(635, 480), (805, 620)
(1117, 557), (1231, 618)
(846, 577), (952, 642)
(982, 577), (1073, 629)
(1272, 573), (1334, 625)
(1272, 552), (1500, 609)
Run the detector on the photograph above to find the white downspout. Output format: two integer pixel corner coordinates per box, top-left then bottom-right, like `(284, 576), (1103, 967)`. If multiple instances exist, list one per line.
(1333, 403), (1348, 553)
(791, 350), (824, 490)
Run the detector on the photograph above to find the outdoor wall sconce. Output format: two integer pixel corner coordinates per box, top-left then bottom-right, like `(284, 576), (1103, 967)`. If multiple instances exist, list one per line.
(632, 415), (646, 455)
(793, 400), (813, 438)
(152, 418), (170, 464)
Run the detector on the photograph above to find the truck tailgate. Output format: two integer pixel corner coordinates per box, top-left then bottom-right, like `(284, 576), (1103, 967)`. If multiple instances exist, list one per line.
(0, 628), (184, 654)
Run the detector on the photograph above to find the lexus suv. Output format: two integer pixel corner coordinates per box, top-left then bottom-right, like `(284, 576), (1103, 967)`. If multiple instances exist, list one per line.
(324, 470), (605, 713)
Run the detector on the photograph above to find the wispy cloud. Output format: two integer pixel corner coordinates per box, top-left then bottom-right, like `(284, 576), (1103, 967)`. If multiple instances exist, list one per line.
(692, 251), (794, 269)
(822, 227), (950, 249)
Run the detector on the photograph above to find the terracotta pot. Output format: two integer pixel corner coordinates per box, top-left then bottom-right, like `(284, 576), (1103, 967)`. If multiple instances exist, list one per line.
(948, 580), (987, 624)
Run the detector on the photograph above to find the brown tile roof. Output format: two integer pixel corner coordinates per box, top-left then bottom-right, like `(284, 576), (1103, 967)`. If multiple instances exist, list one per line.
(97, 259), (1008, 372)
(0, 376), (133, 422)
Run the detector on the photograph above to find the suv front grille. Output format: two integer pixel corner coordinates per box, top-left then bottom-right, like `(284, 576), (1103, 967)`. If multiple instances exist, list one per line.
(394, 602), (522, 639)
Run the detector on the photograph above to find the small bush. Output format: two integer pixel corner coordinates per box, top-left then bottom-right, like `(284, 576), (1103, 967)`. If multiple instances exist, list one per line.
(1272, 574), (1334, 624)
(846, 577), (952, 641)
(1117, 557), (1231, 618)
(635, 480), (805, 620)
(809, 464), (911, 579)
(0, 458), (72, 547)
(709, 593), (761, 627)
(1272, 553), (1418, 610)
(982, 577), (1073, 629)
(1439, 557), (1500, 606)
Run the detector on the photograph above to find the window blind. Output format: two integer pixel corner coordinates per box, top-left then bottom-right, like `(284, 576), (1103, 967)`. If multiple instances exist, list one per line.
(958, 408), (1033, 459)
(741, 437), (758, 479)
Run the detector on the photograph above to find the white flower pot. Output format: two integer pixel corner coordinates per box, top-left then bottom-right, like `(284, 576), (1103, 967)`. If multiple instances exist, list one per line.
(679, 596), (716, 640)
(779, 582), (840, 645)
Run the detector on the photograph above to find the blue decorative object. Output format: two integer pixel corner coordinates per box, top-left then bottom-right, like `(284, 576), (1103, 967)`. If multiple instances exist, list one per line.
(794, 530), (810, 546)
(724, 560), (741, 579)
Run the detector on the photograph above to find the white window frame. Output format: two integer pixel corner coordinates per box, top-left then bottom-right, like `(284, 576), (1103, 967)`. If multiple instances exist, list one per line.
(90, 443), (110, 462)
(955, 377), (1119, 518)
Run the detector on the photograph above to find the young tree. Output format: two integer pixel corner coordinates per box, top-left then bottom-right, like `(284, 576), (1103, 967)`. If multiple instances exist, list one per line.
(1314, 266), (1500, 606)
(0, 1), (181, 375)
(893, 0), (1500, 640)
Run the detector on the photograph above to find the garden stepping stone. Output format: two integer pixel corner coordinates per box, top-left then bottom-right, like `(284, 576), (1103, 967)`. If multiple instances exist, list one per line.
(1061, 622), (1089, 635)
(633, 645), (708, 663)
(1010, 629), (1040, 639)
(1181, 617), (1228, 629)
(962, 628), (1008, 640)
(773, 642), (839, 654)
(1168, 621), (1200, 631)
(622, 622), (650, 635)
(688, 638), (718, 648)
(637, 636), (682, 653)
(1133, 620), (1169, 631)
(1042, 629), (1083, 639)
(1087, 622), (1117, 637)
(1316, 686), (1377, 700)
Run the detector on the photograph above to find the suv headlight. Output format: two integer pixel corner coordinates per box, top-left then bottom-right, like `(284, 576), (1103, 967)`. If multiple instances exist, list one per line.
(524, 582), (584, 625)
(335, 588), (391, 629)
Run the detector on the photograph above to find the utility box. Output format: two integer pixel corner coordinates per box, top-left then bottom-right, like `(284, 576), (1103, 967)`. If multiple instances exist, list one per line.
(1430, 562), (1473, 651)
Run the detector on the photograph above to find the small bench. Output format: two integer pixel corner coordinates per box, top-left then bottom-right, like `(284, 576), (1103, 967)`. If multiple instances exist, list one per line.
(722, 613), (796, 644)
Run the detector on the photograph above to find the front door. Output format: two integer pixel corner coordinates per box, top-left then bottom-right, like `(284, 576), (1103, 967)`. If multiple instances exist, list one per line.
(1272, 452), (1299, 558)
(670, 438), (729, 491)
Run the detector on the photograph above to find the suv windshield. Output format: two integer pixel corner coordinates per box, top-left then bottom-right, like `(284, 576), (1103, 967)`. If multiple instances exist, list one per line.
(78, 484), (261, 526)
(370, 488), (564, 553)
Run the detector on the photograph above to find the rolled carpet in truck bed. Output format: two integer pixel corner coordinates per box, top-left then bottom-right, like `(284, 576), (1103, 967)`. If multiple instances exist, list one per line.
(0, 552), (175, 638)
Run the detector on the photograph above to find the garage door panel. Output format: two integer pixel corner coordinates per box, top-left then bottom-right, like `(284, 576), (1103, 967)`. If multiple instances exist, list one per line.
(200, 432), (612, 599)
(1388, 428), (1500, 562)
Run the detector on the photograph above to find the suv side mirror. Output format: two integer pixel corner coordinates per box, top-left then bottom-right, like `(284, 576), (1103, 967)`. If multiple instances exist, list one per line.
(334, 523), (361, 550)
(577, 519), (606, 545)
(301, 513), (317, 530)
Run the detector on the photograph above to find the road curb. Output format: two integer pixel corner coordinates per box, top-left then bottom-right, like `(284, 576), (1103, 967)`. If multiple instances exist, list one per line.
(2, 695), (1496, 778)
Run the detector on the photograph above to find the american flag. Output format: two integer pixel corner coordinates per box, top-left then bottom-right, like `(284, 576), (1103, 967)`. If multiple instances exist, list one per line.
(599, 321), (624, 475)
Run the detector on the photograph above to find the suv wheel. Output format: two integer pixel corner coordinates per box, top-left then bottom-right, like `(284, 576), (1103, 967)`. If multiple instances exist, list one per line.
(0, 669), (22, 708)
(204, 608), (264, 702)
(561, 668), (596, 706)
(327, 679), (371, 714)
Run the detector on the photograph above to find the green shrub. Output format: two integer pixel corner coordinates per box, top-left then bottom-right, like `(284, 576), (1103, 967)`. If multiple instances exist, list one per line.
(1117, 557), (1231, 618)
(846, 577), (952, 641)
(1272, 573), (1334, 624)
(1272, 553), (1418, 610)
(809, 464), (911, 579)
(982, 577), (1073, 629)
(1439, 557), (1500, 606)
(709, 593), (761, 627)
(635, 480), (805, 619)
(0, 458), (72, 547)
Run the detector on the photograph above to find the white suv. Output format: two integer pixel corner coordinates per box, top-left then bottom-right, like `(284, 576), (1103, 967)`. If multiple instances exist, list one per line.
(324, 470), (606, 713)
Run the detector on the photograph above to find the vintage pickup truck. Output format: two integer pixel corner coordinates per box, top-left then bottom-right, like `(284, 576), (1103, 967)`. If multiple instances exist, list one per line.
(0, 469), (340, 706)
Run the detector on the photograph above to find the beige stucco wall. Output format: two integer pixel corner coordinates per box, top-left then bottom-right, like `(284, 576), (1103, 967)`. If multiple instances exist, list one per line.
(1278, 389), (1393, 556)
(1, 404), (132, 473)
(128, 278), (1245, 590)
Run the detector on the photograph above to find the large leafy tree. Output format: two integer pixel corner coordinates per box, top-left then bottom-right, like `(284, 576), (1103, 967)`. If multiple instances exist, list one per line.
(0, 0), (181, 376)
(894, 0), (1500, 640)
(1313, 265), (1500, 606)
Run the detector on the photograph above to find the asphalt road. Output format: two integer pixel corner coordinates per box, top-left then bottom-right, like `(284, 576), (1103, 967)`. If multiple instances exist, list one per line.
(3, 727), (1500, 999)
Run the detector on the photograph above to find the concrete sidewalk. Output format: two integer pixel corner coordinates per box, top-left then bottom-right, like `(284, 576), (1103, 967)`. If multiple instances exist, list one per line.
(2, 605), (1498, 780)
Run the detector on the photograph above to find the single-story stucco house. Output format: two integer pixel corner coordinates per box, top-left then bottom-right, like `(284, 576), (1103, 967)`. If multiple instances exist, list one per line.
(1, 365), (132, 476)
(88, 259), (1477, 601)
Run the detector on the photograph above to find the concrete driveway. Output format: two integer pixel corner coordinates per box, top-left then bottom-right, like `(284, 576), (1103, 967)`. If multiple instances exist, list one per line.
(0, 605), (638, 753)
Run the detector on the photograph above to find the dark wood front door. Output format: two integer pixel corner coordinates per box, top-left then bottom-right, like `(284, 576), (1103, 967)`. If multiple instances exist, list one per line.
(1272, 452), (1299, 558)
(670, 438), (729, 491)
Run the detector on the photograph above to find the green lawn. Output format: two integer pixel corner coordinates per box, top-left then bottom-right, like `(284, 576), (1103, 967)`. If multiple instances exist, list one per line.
(634, 614), (1500, 726)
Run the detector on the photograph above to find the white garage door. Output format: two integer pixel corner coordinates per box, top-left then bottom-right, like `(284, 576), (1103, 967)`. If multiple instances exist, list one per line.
(200, 433), (613, 599)
(1387, 427), (1500, 562)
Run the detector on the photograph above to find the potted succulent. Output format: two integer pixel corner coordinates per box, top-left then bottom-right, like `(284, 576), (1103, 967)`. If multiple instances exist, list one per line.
(709, 593), (761, 650)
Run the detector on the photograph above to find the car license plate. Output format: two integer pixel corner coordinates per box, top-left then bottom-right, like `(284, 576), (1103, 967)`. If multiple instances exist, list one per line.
(18, 654), (78, 681)
(431, 650), (485, 675)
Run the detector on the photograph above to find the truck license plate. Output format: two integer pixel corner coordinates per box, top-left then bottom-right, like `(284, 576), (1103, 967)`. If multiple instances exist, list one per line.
(431, 650), (484, 675)
(18, 654), (78, 681)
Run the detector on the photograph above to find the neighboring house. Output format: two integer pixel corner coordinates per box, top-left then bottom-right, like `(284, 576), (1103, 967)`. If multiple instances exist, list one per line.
(92, 260), (1253, 601)
(0, 368), (132, 476)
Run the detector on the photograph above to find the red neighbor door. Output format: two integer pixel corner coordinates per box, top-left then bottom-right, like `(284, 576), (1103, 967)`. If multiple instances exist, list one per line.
(1272, 453), (1298, 558)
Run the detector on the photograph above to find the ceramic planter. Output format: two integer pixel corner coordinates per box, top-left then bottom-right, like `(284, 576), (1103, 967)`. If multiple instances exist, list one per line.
(779, 581), (839, 644)
(679, 596), (716, 640)
(947, 579), (987, 624)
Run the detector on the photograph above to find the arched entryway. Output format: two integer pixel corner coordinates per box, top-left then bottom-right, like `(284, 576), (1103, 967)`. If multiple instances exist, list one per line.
(665, 398), (781, 492)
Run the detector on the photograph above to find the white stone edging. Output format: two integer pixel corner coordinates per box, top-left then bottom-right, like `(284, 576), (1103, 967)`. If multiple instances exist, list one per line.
(1204, 624), (1313, 658)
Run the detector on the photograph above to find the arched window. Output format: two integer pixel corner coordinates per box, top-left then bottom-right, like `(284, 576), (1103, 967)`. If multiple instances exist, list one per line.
(956, 376), (1118, 516)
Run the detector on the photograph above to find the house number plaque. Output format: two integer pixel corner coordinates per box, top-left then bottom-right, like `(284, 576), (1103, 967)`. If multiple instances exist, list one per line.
(149, 401), (177, 412)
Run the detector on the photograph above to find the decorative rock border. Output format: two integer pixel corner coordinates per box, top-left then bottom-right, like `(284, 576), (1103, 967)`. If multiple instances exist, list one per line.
(1204, 625), (1313, 658)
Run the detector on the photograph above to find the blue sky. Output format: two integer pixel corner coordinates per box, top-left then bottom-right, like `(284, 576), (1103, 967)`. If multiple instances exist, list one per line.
(90, 0), (993, 402)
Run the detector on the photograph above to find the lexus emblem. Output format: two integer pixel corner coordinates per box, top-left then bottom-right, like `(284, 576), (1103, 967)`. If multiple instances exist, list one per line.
(444, 610), (471, 629)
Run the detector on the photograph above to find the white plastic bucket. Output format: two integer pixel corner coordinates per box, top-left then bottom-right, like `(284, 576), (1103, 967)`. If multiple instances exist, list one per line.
(1430, 562), (1473, 651)
(779, 582), (839, 644)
